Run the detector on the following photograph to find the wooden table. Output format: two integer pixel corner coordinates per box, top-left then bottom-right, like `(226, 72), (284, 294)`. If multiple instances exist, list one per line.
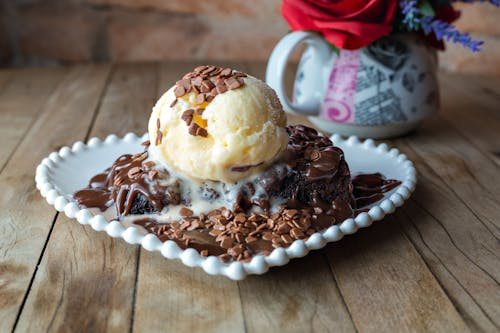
(0, 62), (499, 333)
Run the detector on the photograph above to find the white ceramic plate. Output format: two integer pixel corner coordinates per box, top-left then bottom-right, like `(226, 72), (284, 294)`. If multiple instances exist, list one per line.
(35, 133), (416, 280)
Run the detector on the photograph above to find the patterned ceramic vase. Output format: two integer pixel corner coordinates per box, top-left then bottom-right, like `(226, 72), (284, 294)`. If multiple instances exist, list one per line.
(266, 31), (439, 138)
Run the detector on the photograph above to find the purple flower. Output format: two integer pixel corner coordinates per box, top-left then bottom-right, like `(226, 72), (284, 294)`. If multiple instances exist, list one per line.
(399, 0), (420, 30)
(457, 0), (499, 7)
(397, 0), (499, 52)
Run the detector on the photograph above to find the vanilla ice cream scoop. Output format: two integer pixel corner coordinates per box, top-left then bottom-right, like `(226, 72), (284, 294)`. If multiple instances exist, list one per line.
(148, 65), (288, 183)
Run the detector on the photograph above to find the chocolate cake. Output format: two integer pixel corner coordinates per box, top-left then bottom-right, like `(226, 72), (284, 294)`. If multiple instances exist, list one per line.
(76, 126), (353, 214)
(75, 125), (402, 262)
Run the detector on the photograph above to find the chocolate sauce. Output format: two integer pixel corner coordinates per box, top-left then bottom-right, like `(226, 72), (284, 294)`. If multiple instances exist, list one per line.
(74, 150), (180, 216)
(230, 162), (264, 172)
(352, 173), (402, 209)
(74, 188), (113, 211)
(278, 125), (353, 225)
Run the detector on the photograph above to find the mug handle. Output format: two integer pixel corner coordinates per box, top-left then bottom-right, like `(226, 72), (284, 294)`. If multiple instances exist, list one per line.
(266, 31), (332, 115)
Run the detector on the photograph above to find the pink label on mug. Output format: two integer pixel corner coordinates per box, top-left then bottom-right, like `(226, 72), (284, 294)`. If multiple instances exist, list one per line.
(321, 50), (360, 124)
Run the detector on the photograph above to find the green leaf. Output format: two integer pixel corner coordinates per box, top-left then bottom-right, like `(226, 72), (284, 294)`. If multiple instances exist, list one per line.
(418, 0), (436, 16)
(328, 43), (340, 55)
(300, 29), (340, 54)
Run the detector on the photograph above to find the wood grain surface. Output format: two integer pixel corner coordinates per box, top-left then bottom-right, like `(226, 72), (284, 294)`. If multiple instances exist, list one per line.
(0, 62), (498, 333)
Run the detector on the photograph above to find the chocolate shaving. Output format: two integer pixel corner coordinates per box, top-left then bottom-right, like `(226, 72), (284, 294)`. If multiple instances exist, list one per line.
(132, 201), (347, 262)
(181, 109), (194, 126)
(220, 67), (232, 76)
(224, 77), (242, 90)
(196, 93), (206, 105)
(171, 65), (247, 106)
(188, 123), (197, 136)
(174, 85), (186, 98)
(155, 118), (163, 145)
(148, 169), (158, 180)
(202, 66), (216, 75)
(155, 131), (163, 146)
(230, 162), (263, 172)
(194, 65), (207, 73)
(216, 84), (227, 94)
(192, 76), (203, 86)
(201, 80), (215, 93)
(178, 79), (191, 92)
(195, 126), (208, 138)
(176, 65), (246, 108)
(179, 207), (194, 217)
(128, 167), (141, 178)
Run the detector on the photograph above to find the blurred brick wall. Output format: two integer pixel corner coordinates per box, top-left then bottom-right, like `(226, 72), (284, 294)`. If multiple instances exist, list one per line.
(1, 1), (500, 75)
(0, 0), (288, 65)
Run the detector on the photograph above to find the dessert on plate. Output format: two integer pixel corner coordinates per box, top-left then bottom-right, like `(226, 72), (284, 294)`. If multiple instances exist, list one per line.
(75, 65), (400, 262)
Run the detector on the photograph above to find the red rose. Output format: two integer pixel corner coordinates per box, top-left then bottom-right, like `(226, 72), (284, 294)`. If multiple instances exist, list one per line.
(282, 0), (399, 50)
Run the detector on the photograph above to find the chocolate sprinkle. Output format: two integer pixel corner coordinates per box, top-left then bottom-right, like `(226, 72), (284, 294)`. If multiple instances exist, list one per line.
(196, 126), (208, 138)
(196, 93), (206, 105)
(170, 65), (247, 138)
(188, 123), (200, 136)
(173, 65), (247, 102)
(224, 77), (242, 90)
(155, 118), (163, 145)
(181, 109), (194, 126)
(174, 85), (186, 98)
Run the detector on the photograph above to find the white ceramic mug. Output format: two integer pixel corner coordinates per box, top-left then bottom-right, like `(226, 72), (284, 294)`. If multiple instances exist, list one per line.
(266, 31), (439, 138)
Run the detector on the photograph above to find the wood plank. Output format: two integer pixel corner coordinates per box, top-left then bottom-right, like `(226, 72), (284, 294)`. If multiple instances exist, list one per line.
(400, 200), (499, 332)
(401, 119), (500, 242)
(0, 69), (13, 90)
(135, 253), (246, 333)
(0, 67), (66, 171)
(438, 72), (500, 165)
(326, 217), (469, 333)
(90, 63), (158, 138)
(132, 61), (246, 333)
(15, 217), (138, 333)
(15, 63), (157, 332)
(389, 134), (500, 331)
(239, 252), (357, 333)
(439, 72), (500, 121)
(0, 65), (111, 333)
